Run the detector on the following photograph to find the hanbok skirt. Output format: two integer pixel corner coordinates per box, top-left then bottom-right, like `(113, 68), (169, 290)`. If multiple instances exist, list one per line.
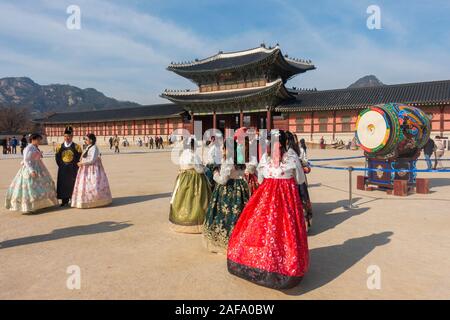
(5, 163), (58, 213)
(203, 178), (249, 254)
(169, 169), (212, 233)
(71, 158), (112, 209)
(227, 178), (309, 289)
(299, 183), (313, 229)
(244, 172), (259, 195)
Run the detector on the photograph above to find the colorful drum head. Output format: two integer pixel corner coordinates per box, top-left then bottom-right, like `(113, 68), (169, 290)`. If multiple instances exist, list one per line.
(356, 108), (390, 154)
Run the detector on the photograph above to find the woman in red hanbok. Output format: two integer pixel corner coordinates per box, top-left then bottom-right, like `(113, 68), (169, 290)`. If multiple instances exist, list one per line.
(227, 130), (309, 289)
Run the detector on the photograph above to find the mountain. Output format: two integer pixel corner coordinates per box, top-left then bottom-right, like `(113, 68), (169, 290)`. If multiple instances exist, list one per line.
(0, 77), (141, 117)
(348, 75), (384, 88)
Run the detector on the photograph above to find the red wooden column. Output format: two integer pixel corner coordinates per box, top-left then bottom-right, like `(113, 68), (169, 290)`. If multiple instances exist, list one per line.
(266, 109), (272, 131)
(213, 111), (217, 129)
(440, 105), (445, 136)
(166, 118), (170, 136)
(310, 111), (314, 140)
(133, 120), (136, 137)
(240, 110), (244, 127)
(332, 110), (337, 141)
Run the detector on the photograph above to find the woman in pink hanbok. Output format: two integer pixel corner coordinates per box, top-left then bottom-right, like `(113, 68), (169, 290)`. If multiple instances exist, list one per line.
(71, 134), (112, 209)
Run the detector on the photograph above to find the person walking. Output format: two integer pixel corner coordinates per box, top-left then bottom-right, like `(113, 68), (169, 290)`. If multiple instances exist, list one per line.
(109, 136), (113, 150)
(423, 137), (435, 170)
(434, 136), (445, 170)
(113, 135), (120, 154)
(20, 135), (28, 155)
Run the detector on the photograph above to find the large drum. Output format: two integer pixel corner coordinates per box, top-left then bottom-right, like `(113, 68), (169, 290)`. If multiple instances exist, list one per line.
(355, 103), (431, 158)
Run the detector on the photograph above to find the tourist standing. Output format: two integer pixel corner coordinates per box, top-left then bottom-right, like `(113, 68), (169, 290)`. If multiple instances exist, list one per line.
(169, 138), (211, 233)
(109, 136), (113, 150)
(320, 136), (325, 149)
(434, 136), (445, 170)
(71, 134), (112, 209)
(55, 127), (82, 207)
(202, 139), (250, 254)
(5, 134), (58, 213)
(1, 138), (7, 154)
(160, 136), (164, 149)
(149, 136), (154, 149)
(423, 137), (435, 170)
(113, 135), (120, 153)
(227, 130), (309, 289)
(11, 136), (18, 154)
(20, 135), (28, 155)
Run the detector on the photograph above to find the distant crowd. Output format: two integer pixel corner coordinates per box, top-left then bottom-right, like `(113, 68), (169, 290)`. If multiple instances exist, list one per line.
(107, 135), (172, 153)
(1, 135), (29, 155)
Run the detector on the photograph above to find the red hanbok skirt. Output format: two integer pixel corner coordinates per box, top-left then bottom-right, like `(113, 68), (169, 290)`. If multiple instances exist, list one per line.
(227, 177), (309, 289)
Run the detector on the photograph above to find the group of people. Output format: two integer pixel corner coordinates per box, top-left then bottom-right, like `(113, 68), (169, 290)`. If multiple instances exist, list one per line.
(149, 136), (165, 149)
(5, 127), (112, 213)
(1, 135), (28, 155)
(169, 128), (313, 290)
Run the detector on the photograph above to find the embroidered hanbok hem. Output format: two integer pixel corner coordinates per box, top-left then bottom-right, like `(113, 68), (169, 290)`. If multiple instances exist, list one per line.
(5, 145), (58, 213)
(227, 178), (309, 290)
(71, 156), (112, 209)
(202, 178), (249, 254)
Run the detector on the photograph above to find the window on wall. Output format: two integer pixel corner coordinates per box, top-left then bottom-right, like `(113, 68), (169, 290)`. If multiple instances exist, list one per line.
(127, 122), (133, 135)
(296, 116), (305, 133)
(137, 122), (143, 135)
(319, 117), (328, 132)
(117, 124), (122, 135)
(342, 116), (352, 132)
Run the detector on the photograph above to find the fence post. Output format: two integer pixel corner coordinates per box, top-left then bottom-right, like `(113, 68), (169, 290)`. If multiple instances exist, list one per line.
(344, 166), (358, 209)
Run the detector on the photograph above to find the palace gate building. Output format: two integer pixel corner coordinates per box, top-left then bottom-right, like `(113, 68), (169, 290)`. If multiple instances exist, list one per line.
(39, 45), (450, 146)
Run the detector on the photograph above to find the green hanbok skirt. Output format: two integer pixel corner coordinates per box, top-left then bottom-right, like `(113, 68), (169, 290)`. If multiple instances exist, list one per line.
(203, 178), (249, 254)
(169, 169), (212, 233)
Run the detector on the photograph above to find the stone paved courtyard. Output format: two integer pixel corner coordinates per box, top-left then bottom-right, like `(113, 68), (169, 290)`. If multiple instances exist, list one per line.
(1, 147), (449, 299)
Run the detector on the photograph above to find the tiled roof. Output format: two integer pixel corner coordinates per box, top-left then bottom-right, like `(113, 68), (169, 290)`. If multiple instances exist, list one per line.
(36, 104), (185, 124)
(161, 79), (292, 104)
(276, 80), (450, 112)
(167, 45), (314, 75)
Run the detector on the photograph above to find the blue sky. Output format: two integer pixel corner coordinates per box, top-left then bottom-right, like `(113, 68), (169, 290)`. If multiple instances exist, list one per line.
(0, 0), (449, 104)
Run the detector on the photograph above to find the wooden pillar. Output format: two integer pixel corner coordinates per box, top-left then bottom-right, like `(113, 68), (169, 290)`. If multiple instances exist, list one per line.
(133, 120), (136, 137)
(190, 112), (195, 134)
(440, 105), (445, 136)
(332, 110), (337, 141)
(213, 111), (217, 129)
(240, 110), (244, 128)
(310, 111), (314, 141)
(266, 109), (272, 131)
(167, 118), (170, 136)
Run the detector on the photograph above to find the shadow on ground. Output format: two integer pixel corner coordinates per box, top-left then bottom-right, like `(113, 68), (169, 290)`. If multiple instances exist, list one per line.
(110, 193), (172, 207)
(0, 221), (132, 249)
(309, 198), (369, 236)
(284, 231), (393, 296)
(429, 178), (450, 188)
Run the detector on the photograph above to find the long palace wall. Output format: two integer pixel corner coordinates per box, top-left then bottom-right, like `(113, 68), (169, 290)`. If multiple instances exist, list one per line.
(43, 105), (450, 146)
(44, 118), (186, 146)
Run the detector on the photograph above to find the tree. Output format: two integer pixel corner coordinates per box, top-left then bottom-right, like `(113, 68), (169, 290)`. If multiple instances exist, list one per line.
(0, 105), (36, 133)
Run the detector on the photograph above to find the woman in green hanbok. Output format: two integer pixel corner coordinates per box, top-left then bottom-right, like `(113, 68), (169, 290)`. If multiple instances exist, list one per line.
(203, 139), (250, 254)
(169, 139), (211, 233)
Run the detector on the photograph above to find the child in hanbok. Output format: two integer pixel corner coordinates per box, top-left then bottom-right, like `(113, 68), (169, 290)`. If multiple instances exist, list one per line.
(227, 130), (309, 289)
(5, 134), (58, 213)
(203, 139), (250, 254)
(71, 134), (112, 209)
(170, 138), (211, 233)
